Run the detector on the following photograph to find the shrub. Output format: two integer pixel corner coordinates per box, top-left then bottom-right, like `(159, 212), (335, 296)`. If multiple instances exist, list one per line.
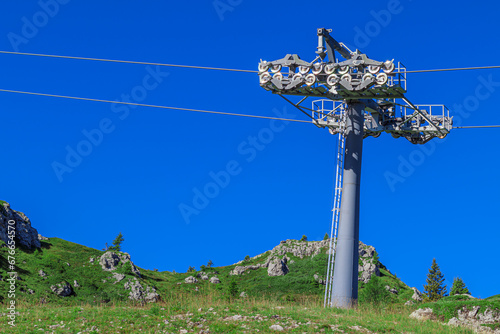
(359, 275), (393, 305)
(300, 235), (308, 242)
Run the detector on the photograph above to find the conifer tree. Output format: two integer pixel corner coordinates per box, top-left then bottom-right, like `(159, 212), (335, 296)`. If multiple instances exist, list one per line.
(450, 277), (470, 295)
(323, 233), (329, 240)
(423, 258), (447, 301)
(109, 232), (124, 252)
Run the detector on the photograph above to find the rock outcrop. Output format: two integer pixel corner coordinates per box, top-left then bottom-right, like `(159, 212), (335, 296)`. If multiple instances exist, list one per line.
(209, 277), (220, 284)
(411, 287), (423, 302)
(447, 306), (500, 333)
(50, 282), (73, 297)
(124, 278), (159, 303)
(358, 242), (380, 283)
(0, 201), (40, 249)
(267, 256), (289, 277)
(409, 308), (436, 321)
(270, 239), (329, 259)
(99, 251), (141, 277)
(184, 276), (198, 284)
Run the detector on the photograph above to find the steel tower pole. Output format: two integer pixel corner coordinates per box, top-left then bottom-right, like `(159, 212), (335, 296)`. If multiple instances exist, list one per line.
(331, 102), (364, 309)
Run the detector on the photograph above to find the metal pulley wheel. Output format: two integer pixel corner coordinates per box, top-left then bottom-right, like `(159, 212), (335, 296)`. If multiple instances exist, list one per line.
(259, 72), (271, 84)
(368, 65), (380, 74)
(338, 66), (350, 75)
(324, 64), (336, 74)
(341, 73), (351, 82)
(298, 66), (310, 74)
(312, 63), (323, 75)
(273, 72), (283, 81)
(376, 72), (388, 85)
(383, 61), (395, 73)
(326, 74), (339, 86)
(305, 73), (316, 86)
(362, 73), (374, 82)
(258, 62), (269, 72)
(270, 64), (282, 73)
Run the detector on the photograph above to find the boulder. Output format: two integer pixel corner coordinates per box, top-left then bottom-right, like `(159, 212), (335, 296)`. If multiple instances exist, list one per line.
(124, 278), (159, 303)
(38, 234), (48, 241)
(385, 285), (398, 294)
(73, 280), (80, 287)
(99, 251), (141, 277)
(0, 202), (41, 249)
(358, 261), (380, 283)
(209, 277), (220, 284)
(240, 291), (248, 298)
(38, 270), (47, 278)
(113, 273), (126, 283)
(201, 275), (209, 280)
(269, 324), (284, 331)
(230, 266), (247, 276)
(50, 282), (73, 297)
(267, 257), (289, 277)
(409, 308), (436, 321)
(411, 287), (423, 302)
(184, 276), (198, 284)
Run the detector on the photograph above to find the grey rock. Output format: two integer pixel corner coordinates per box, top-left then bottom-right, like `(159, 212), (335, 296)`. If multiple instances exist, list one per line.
(0, 202), (41, 249)
(409, 308), (436, 321)
(50, 282), (73, 297)
(267, 257), (289, 276)
(358, 261), (380, 283)
(27, 289), (34, 294)
(113, 273), (125, 283)
(38, 234), (48, 241)
(230, 266), (248, 276)
(385, 285), (398, 294)
(209, 277), (220, 284)
(196, 271), (207, 278)
(201, 275), (209, 280)
(89, 257), (95, 264)
(404, 300), (414, 306)
(240, 291), (248, 298)
(313, 273), (326, 285)
(411, 287), (423, 302)
(124, 278), (159, 303)
(184, 276), (198, 284)
(73, 280), (80, 288)
(99, 251), (141, 277)
(269, 324), (284, 331)
(38, 270), (47, 278)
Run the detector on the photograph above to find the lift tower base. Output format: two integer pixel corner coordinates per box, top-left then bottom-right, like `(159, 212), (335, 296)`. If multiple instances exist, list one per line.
(331, 102), (364, 308)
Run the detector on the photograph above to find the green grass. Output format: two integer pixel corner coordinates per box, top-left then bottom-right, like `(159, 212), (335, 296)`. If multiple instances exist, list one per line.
(4, 295), (475, 334)
(419, 296), (500, 322)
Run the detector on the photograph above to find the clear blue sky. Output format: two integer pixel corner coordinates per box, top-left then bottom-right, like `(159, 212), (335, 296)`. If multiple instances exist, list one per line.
(1, 0), (499, 298)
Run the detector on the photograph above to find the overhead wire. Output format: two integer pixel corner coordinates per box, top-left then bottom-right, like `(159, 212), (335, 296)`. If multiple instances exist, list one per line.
(2, 50), (500, 75)
(1, 50), (500, 129)
(0, 50), (259, 73)
(0, 88), (310, 124)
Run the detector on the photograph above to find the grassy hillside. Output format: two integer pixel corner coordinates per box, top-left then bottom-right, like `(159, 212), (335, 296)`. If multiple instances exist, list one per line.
(0, 236), (413, 307)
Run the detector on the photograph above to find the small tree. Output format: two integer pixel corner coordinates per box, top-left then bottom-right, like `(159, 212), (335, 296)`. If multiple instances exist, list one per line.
(244, 255), (250, 262)
(323, 233), (329, 240)
(108, 232), (124, 252)
(207, 260), (213, 268)
(423, 258), (447, 301)
(200, 265), (206, 272)
(450, 277), (470, 296)
(187, 266), (196, 273)
(300, 235), (308, 242)
(227, 279), (239, 298)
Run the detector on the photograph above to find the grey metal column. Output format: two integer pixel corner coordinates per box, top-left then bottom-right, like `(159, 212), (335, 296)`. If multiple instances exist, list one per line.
(331, 102), (364, 309)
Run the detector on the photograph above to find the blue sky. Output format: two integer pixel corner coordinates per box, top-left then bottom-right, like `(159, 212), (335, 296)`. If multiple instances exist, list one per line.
(1, 0), (499, 298)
